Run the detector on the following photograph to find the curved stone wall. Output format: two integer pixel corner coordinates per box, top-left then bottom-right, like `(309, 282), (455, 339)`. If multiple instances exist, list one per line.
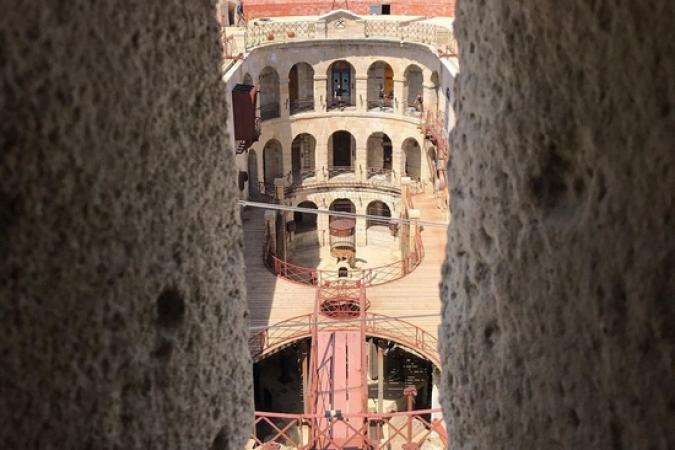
(441, 1), (675, 449)
(0, 2), (251, 449)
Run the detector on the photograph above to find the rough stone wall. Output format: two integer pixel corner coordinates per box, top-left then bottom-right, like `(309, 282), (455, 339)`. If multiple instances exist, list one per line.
(441, 1), (674, 449)
(240, 0), (455, 19)
(0, 1), (251, 449)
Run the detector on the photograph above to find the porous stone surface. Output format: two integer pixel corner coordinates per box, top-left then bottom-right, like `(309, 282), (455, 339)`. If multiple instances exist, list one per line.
(0, 1), (251, 449)
(440, 1), (674, 449)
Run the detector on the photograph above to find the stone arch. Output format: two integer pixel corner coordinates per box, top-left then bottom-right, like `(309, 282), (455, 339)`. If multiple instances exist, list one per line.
(402, 137), (422, 181)
(291, 133), (317, 184)
(404, 64), (424, 116)
(329, 198), (355, 224)
(263, 139), (283, 185)
(327, 60), (356, 110)
(289, 63), (315, 114)
(247, 149), (259, 196)
(366, 201), (391, 229)
(328, 130), (356, 177)
(366, 132), (393, 177)
(243, 72), (253, 85)
(367, 60), (394, 111)
(294, 201), (318, 233)
(259, 66), (280, 120)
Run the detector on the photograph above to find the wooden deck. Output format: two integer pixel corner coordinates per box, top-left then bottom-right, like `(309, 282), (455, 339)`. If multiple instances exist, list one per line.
(242, 190), (448, 339)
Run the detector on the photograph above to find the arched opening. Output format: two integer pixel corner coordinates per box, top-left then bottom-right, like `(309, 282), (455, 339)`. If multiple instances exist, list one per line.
(259, 66), (280, 120)
(294, 201), (318, 233)
(404, 65), (424, 117)
(367, 61), (394, 112)
(329, 198), (355, 224)
(366, 201), (391, 229)
(243, 72), (253, 85)
(263, 139), (283, 186)
(291, 133), (316, 184)
(366, 132), (393, 178)
(247, 149), (259, 196)
(328, 131), (356, 177)
(327, 60), (356, 110)
(402, 138), (422, 181)
(289, 63), (314, 114)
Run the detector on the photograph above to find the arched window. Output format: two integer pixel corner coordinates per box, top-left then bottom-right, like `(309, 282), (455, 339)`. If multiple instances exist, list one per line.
(366, 201), (391, 228)
(329, 199), (356, 224)
(402, 138), (422, 181)
(291, 134), (317, 184)
(263, 139), (283, 186)
(328, 131), (356, 177)
(289, 63), (315, 114)
(259, 66), (280, 120)
(366, 132), (393, 178)
(327, 60), (356, 110)
(367, 61), (394, 112)
(294, 201), (318, 233)
(404, 65), (424, 117)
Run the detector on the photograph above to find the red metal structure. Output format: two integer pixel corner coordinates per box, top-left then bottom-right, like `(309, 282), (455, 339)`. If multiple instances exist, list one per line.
(232, 84), (261, 153)
(249, 279), (446, 449)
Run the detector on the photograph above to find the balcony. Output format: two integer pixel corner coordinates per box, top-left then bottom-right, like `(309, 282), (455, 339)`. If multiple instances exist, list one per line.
(289, 97), (314, 115)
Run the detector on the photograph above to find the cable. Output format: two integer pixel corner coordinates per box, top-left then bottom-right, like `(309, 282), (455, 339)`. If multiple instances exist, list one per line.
(248, 312), (440, 331)
(239, 200), (449, 229)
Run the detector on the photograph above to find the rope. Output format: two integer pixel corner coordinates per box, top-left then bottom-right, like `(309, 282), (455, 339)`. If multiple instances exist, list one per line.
(239, 200), (449, 229)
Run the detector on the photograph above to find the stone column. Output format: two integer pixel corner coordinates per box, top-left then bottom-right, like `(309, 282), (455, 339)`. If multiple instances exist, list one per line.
(279, 78), (290, 121)
(314, 75), (327, 112)
(264, 210), (277, 262)
(408, 208), (420, 258)
(393, 77), (406, 114)
(356, 202), (367, 247)
(274, 178), (287, 260)
(392, 138), (402, 182)
(399, 177), (411, 268)
(355, 76), (368, 112)
(423, 82), (436, 118)
(356, 144), (368, 181)
(315, 133), (328, 181)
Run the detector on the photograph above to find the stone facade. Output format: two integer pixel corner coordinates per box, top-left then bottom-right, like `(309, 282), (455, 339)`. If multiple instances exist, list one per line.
(440, 1), (675, 449)
(0, 1), (251, 449)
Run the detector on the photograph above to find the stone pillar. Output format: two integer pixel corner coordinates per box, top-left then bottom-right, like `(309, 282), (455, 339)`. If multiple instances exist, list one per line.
(356, 144), (368, 181)
(274, 178), (287, 260)
(1, 2), (252, 448)
(393, 77), (406, 114)
(355, 207), (367, 248)
(279, 78), (290, 121)
(315, 134), (328, 181)
(355, 76), (368, 112)
(408, 208), (420, 252)
(264, 210), (277, 261)
(314, 75), (327, 112)
(392, 139), (402, 182)
(423, 82), (436, 118)
(399, 178), (412, 268)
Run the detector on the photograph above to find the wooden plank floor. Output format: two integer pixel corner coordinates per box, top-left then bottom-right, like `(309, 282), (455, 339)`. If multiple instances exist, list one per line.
(243, 191), (448, 339)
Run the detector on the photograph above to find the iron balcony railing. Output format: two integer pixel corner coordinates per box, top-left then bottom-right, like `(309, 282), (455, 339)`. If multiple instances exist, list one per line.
(326, 95), (354, 111)
(289, 97), (315, 114)
(259, 102), (280, 120)
(327, 165), (355, 178)
(366, 97), (394, 112)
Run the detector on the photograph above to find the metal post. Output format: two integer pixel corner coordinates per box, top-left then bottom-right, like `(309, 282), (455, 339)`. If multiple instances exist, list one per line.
(403, 386), (418, 450)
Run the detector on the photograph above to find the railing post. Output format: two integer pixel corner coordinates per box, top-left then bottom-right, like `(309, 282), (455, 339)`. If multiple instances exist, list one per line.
(403, 387), (419, 450)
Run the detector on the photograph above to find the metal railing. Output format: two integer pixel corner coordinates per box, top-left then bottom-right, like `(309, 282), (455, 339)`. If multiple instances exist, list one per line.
(403, 101), (424, 118)
(326, 95), (355, 110)
(264, 232), (424, 288)
(250, 409), (447, 450)
(248, 311), (438, 366)
(327, 165), (355, 178)
(366, 167), (394, 180)
(366, 97), (394, 111)
(260, 102), (280, 120)
(289, 97), (315, 114)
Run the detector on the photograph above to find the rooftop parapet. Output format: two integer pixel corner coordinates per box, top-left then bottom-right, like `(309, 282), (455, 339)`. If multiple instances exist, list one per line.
(222, 10), (456, 61)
